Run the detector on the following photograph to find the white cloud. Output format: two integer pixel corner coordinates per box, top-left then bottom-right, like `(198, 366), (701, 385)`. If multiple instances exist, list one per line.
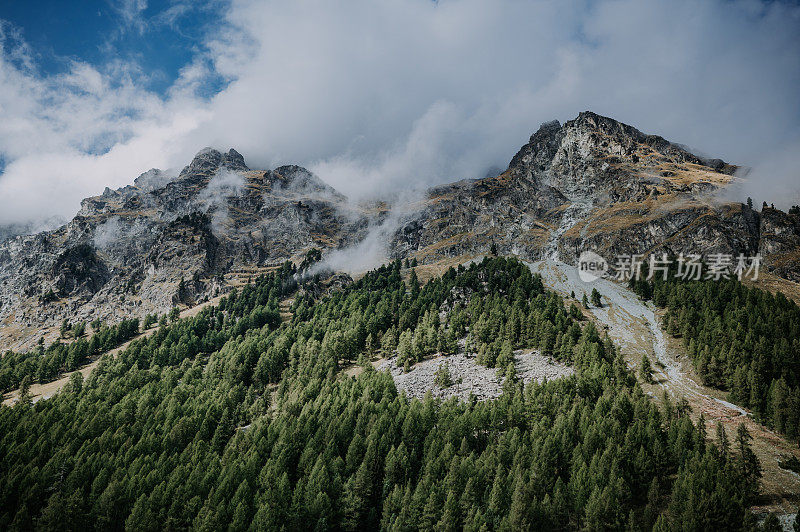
(195, 167), (246, 235)
(111, 0), (149, 34)
(0, 0), (799, 226)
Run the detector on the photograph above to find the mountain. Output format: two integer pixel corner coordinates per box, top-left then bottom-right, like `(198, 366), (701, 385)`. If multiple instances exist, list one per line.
(0, 149), (377, 350)
(2, 113), (800, 528)
(391, 111), (778, 270)
(1, 112), (798, 351)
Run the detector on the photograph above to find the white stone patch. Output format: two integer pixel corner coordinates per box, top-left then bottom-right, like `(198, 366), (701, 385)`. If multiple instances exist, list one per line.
(377, 349), (573, 402)
(515, 350), (575, 383)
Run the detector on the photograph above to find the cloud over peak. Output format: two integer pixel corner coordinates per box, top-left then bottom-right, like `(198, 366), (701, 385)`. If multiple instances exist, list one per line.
(1, 0), (799, 225)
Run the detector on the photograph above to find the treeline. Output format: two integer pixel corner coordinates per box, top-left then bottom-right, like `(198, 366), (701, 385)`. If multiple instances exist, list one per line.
(630, 269), (800, 440)
(0, 261), (301, 396)
(0, 257), (765, 529)
(0, 318), (141, 393)
(106, 262), (297, 379)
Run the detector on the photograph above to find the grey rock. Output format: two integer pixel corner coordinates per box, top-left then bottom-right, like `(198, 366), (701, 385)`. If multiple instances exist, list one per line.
(1, 113), (798, 351)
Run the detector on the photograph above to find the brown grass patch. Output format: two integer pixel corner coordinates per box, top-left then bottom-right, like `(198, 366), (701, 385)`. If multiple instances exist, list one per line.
(568, 196), (701, 238)
(745, 272), (800, 304)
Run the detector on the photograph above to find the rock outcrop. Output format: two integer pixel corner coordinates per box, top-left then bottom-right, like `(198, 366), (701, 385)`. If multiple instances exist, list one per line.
(0, 149), (376, 350)
(390, 112), (797, 276)
(1, 112), (798, 350)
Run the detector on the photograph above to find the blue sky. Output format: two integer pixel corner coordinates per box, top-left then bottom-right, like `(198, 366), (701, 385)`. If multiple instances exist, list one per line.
(0, 0), (225, 96)
(0, 0), (799, 224)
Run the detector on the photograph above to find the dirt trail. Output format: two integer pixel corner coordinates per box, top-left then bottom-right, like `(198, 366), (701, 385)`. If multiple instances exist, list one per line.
(2, 295), (224, 406)
(529, 259), (800, 516)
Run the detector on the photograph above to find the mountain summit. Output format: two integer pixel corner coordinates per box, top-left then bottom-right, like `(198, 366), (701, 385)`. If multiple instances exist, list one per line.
(390, 112), (787, 269)
(0, 112), (797, 350)
(179, 148), (249, 178)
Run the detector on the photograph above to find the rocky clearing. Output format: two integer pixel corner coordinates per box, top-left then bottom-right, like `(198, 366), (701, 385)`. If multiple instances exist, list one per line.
(376, 349), (573, 402)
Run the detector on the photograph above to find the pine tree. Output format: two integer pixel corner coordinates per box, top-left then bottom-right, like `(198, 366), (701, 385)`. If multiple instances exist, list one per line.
(640, 354), (654, 383)
(508, 475), (531, 530)
(642, 478), (661, 529)
(437, 490), (460, 532)
(421, 488), (442, 530)
(736, 423), (761, 502)
(67, 371), (83, 395)
(125, 495), (159, 532)
(381, 327), (397, 354)
(497, 339), (514, 368)
(434, 362), (453, 388)
(591, 288), (602, 307)
(716, 422), (730, 460)
(143, 313), (157, 330)
(397, 330), (414, 364)
(18, 375), (32, 403)
(364, 333), (375, 356)
(409, 269), (420, 298)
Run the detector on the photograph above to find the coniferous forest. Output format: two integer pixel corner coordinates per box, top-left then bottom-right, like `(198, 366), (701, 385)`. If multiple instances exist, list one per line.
(0, 318), (142, 394)
(0, 258), (769, 530)
(631, 270), (800, 441)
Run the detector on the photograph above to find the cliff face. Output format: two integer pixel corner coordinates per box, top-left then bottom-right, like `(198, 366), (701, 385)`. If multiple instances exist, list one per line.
(0, 149), (376, 349)
(1, 112), (798, 350)
(390, 111), (791, 273)
(759, 207), (800, 282)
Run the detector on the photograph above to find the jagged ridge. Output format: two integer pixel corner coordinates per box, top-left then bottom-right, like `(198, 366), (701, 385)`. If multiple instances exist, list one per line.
(0, 112), (798, 352)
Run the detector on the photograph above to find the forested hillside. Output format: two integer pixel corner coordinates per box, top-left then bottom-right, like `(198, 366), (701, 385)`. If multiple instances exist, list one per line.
(631, 269), (800, 441)
(0, 318), (142, 394)
(0, 258), (763, 530)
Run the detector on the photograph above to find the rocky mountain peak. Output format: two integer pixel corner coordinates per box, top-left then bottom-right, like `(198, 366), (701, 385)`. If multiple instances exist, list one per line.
(507, 119), (563, 174)
(554, 111), (674, 162)
(570, 110), (640, 137)
(506, 111), (738, 192)
(567, 111), (737, 174)
(179, 147), (249, 178)
(264, 165), (345, 200)
(0, 112), (797, 354)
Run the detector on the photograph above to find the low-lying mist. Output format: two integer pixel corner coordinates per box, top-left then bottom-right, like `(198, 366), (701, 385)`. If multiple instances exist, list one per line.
(311, 190), (427, 275)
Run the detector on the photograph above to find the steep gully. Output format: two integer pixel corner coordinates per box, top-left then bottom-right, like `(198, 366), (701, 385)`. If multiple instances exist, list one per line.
(529, 201), (800, 517)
